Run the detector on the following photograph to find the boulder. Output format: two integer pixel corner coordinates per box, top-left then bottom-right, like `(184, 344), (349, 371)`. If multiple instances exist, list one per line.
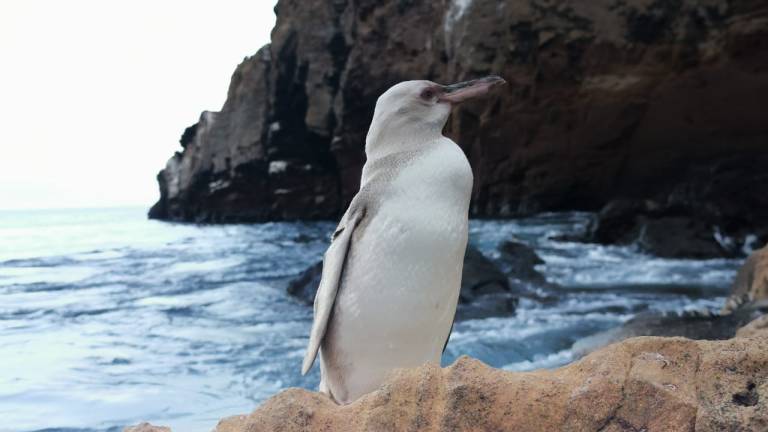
(286, 261), (323, 305)
(589, 199), (661, 244)
(587, 199), (733, 258)
(498, 240), (550, 285)
(458, 246), (510, 302)
(287, 245), (517, 318)
(722, 245), (768, 313)
(130, 317), (768, 432)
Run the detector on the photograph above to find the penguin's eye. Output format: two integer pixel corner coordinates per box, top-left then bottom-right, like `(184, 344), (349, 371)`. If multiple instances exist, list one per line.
(420, 88), (436, 101)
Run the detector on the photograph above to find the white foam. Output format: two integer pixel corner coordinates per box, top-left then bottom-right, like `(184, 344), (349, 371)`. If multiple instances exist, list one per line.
(502, 349), (575, 372)
(268, 160), (289, 175)
(164, 257), (244, 275)
(742, 234), (759, 255)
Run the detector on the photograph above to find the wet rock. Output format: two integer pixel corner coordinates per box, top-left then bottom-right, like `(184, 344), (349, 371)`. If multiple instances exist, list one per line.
(286, 261), (323, 305)
(498, 240), (547, 285)
(573, 244), (768, 356)
(722, 244), (768, 313)
(572, 309), (766, 358)
(588, 199), (661, 244)
(588, 199), (732, 258)
(287, 245), (517, 318)
(183, 319), (768, 432)
(150, 0), (768, 234)
(459, 246), (509, 302)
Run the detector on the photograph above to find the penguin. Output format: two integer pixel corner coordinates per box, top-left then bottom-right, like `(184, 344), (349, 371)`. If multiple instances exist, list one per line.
(302, 76), (506, 404)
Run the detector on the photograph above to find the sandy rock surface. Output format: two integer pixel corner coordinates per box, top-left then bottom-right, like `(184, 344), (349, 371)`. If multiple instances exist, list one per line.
(128, 317), (768, 432)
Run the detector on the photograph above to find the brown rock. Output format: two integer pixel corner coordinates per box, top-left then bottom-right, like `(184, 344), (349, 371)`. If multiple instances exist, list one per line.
(736, 315), (768, 339)
(149, 0), (768, 240)
(210, 327), (768, 432)
(124, 318), (768, 432)
(123, 423), (170, 432)
(213, 415), (248, 432)
(723, 245), (768, 313)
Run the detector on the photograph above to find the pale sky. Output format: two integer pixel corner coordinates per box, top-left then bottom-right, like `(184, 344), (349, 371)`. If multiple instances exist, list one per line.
(0, 0), (277, 210)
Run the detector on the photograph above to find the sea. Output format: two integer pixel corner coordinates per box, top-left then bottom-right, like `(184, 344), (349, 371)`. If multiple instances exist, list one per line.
(0, 207), (741, 432)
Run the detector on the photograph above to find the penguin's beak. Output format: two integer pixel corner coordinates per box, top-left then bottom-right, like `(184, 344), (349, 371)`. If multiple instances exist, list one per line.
(439, 75), (506, 104)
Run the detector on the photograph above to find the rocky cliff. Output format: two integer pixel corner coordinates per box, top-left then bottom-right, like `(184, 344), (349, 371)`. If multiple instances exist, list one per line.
(150, 0), (768, 241)
(128, 316), (768, 432)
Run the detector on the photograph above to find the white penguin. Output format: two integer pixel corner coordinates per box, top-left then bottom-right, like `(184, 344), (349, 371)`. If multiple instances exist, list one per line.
(301, 76), (506, 404)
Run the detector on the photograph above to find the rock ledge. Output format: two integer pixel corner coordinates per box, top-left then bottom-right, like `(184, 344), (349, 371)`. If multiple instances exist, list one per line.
(131, 319), (768, 432)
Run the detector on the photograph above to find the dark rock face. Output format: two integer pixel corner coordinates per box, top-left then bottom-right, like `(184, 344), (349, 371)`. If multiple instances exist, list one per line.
(287, 245), (518, 319)
(150, 0), (768, 234)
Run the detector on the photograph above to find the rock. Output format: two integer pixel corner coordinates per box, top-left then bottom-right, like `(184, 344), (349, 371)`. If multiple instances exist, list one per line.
(736, 315), (768, 339)
(214, 415), (248, 432)
(723, 244), (768, 313)
(588, 199), (734, 258)
(287, 245), (517, 318)
(200, 322), (768, 432)
(495, 239), (559, 303)
(286, 261), (323, 305)
(573, 245), (768, 356)
(572, 309), (766, 358)
(498, 240), (546, 285)
(459, 246), (509, 302)
(637, 217), (728, 258)
(149, 0), (768, 237)
(588, 199), (661, 244)
(123, 423), (170, 432)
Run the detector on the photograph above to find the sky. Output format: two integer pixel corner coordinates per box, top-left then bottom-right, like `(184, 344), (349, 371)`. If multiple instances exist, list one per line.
(0, 0), (277, 210)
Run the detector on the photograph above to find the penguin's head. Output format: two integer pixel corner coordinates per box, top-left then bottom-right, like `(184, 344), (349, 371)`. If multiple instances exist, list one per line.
(366, 76), (506, 154)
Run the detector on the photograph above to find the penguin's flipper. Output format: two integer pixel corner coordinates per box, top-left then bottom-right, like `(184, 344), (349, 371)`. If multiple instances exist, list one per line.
(301, 207), (365, 375)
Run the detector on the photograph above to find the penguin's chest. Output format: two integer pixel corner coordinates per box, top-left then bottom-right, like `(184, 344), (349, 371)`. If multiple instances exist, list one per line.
(340, 144), (473, 316)
(340, 207), (467, 337)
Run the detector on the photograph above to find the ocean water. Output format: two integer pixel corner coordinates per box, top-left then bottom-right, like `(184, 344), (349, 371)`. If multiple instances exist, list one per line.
(0, 208), (740, 432)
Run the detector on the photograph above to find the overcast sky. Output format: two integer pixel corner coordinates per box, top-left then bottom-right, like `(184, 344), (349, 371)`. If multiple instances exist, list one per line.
(0, 0), (276, 210)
